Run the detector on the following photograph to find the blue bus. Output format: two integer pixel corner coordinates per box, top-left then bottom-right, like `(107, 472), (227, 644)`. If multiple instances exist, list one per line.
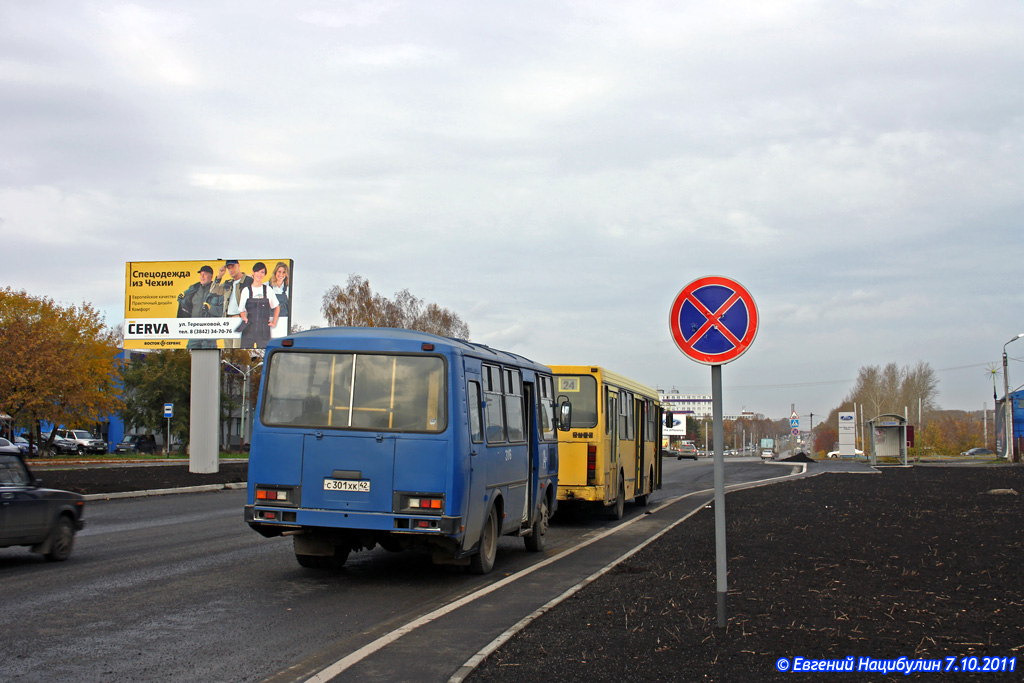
(245, 327), (569, 574)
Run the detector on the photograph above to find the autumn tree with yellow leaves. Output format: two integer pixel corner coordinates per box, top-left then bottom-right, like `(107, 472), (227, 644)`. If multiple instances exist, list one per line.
(0, 288), (122, 448)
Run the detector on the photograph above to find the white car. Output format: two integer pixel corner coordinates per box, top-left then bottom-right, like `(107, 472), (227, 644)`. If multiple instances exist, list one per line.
(827, 449), (864, 459)
(760, 449), (774, 460)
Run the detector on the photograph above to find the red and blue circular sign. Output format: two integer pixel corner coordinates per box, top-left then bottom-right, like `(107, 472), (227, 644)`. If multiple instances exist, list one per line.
(670, 276), (759, 365)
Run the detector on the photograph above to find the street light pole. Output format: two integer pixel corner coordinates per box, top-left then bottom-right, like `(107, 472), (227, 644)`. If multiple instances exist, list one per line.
(222, 359), (263, 450)
(1002, 333), (1024, 463)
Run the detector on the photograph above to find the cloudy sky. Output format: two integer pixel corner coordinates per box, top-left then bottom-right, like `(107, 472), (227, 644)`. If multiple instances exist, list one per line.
(3, 1), (1023, 421)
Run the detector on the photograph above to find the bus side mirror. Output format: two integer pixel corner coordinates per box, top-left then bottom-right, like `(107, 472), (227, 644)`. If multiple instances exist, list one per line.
(556, 398), (572, 431)
(664, 411), (674, 428)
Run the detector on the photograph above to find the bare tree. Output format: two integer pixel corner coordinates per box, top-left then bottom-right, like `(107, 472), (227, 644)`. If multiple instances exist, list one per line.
(321, 275), (470, 339)
(843, 361), (939, 420)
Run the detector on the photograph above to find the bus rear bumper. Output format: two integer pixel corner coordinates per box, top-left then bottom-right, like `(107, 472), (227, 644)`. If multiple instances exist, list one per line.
(556, 485), (605, 503)
(245, 504), (462, 536)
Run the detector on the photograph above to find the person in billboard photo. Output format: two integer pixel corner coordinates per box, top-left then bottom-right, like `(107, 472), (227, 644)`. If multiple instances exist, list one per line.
(237, 262), (280, 349)
(269, 261), (290, 338)
(177, 265), (225, 349)
(212, 259), (253, 349)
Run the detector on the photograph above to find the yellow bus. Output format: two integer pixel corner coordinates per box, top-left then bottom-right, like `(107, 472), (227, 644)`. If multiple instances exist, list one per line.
(549, 366), (663, 519)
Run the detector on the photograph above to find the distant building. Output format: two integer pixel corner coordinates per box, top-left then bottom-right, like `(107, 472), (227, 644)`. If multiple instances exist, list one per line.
(658, 389), (711, 417)
(657, 388), (763, 421)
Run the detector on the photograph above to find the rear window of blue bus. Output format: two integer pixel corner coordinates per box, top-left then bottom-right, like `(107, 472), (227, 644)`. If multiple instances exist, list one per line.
(261, 351), (447, 433)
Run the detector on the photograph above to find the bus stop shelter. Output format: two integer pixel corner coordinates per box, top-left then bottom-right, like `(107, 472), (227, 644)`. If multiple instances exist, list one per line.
(867, 414), (908, 466)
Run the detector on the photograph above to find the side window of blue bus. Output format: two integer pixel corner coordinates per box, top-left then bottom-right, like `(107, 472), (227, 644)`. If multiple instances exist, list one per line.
(468, 380), (484, 444)
(538, 375), (556, 442)
(504, 368), (525, 443)
(482, 364), (505, 444)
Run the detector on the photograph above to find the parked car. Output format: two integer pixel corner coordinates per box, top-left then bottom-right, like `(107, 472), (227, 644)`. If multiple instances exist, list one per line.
(114, 434), (157, 454)
(41, 432), (79, 457)
(56, 429), (107, 455)
(13, 436), (39, 456)
(0, 453), (85, 561)
(827, 449), (864, 458)
(0, 438), (21, 455)
(961, 447), (995, 456)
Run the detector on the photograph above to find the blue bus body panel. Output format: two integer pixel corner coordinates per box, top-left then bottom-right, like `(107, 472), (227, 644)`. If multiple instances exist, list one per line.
(301, 433), (395, 513)
(248, 431), (303, 487)
(394, 438), (450, 495)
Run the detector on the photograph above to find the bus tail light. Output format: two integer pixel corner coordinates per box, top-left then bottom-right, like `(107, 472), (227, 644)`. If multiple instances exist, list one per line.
(409, 497), (443, 510)
(587, 445), (597, 484)
(397, 492), (445, 515)
(255, 487), (293, 503)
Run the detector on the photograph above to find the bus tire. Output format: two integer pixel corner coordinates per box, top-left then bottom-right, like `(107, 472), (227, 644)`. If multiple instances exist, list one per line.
(607, 479), (625, 521)
(468, 505), (498, 574)
(524, 498), (549, 552)
(295, 547), (349, 570)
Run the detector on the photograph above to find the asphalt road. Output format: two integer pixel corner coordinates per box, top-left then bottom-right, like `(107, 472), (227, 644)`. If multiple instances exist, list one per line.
(0, 457), (797, 682)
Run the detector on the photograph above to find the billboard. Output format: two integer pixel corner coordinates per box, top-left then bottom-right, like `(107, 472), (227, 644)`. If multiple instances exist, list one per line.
(124, 259), (293, 350)
(837, 411), (856, 457)
(664, 413), (687, 437)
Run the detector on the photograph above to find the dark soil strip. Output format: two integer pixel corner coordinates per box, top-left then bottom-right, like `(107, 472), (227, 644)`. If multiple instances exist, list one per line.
(471, 466), (1024, 682)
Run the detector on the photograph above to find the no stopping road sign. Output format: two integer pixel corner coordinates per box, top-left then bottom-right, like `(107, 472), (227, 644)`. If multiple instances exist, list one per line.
(670, 276), (759, 365)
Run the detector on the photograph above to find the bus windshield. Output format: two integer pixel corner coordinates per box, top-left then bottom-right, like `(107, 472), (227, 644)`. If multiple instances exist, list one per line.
(261, 352), (447, 433)
(555, 375), (598, 428)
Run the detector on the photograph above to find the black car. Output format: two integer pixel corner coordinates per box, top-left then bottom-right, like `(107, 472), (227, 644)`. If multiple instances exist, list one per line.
(0, 454), (85, 561)
(114, 434), (157, 454)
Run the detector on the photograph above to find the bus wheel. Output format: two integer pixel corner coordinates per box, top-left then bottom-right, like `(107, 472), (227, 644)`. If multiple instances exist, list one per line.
(469, 506), (498, 574)
(607, 481), (625, 521)
(295, 547), (349, 570)
(524, 498), (549, 552)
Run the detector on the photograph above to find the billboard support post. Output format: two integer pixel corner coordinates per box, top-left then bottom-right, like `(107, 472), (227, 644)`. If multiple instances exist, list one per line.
(189, 350), (221, 473)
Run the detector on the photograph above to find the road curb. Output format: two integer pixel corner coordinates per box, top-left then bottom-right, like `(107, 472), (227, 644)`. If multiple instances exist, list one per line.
(84, 481), (247, 501)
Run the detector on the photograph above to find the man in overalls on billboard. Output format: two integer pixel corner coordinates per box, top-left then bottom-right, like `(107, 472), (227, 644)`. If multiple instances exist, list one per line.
(177, 265), (225, 349)
(237, 262), (280, 349)
(212, 259), (253, 349)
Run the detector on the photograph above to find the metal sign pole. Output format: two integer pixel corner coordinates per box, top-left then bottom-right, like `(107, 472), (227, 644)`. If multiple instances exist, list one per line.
(669, 275), (758, 631)
(711, 363), (727, 627)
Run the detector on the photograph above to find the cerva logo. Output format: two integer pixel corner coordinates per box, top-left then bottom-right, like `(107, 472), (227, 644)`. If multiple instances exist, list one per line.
(126, 321), (171, 335)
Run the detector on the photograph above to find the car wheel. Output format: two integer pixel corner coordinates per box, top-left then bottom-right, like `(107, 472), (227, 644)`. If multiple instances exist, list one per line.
(44, 516), (76, 562)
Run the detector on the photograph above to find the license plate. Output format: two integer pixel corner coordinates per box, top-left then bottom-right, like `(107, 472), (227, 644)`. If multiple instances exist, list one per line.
(323, 478), (370, 492)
